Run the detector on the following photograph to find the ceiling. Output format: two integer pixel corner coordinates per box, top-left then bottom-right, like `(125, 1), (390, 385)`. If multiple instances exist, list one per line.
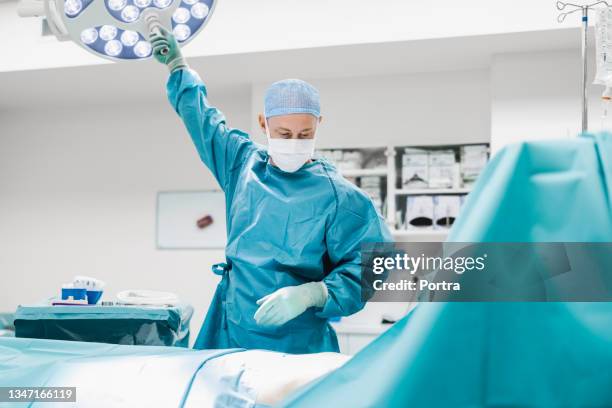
(0, 27), (583, 111)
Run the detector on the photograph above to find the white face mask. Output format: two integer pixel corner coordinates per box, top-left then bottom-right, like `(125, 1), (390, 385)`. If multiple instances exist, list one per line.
(266, 127), (316, 173)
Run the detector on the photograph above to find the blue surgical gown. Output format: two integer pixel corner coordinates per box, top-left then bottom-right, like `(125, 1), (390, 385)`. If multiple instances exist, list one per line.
(166, 69), (392, 354)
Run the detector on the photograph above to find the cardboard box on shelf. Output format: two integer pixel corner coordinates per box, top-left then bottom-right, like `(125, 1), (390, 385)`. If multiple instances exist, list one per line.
(461, 145), (488, 187)
(405, 195), (434, 230)
(402, 148), (429, 189)
(433, 195), (462, 229)
(428, 150), (457, 189)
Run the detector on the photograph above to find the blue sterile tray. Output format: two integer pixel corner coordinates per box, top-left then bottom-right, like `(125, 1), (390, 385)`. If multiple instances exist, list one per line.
(14, 303), (193, 347)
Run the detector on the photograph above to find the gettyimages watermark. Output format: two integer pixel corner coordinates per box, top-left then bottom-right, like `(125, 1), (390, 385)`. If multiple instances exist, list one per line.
(361, 242), (612, 302)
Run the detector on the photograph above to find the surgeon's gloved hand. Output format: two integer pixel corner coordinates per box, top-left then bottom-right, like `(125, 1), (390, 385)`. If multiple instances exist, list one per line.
(254, 282), (328, 327)
(149, 25), (188, 73)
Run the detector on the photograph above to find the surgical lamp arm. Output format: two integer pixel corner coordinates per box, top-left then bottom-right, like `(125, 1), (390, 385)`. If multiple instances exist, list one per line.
(17, 0), (69, 41)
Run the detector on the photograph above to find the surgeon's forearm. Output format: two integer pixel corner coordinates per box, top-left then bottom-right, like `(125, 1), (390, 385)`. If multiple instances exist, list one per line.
(317, 266), (365, 318)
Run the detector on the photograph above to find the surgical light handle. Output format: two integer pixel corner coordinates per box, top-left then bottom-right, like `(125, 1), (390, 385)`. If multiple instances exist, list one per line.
(144, 12), (169, 56)
(557, 1), (611, 134)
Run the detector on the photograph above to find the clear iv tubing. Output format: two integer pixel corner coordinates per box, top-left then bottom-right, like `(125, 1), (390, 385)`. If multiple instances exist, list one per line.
(603, 98), (610, 130)
(602, 87), (612, 130)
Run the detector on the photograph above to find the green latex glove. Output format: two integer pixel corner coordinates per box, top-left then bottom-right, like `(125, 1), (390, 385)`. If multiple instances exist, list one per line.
(149, 25), (187, 72)
(254, 282), (328, 327)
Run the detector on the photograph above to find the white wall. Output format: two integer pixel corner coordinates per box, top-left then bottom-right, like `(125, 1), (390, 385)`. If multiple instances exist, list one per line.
(0, 87), (251, 338)
(491, 49), (604, 153)
(251, 70), (491, 148)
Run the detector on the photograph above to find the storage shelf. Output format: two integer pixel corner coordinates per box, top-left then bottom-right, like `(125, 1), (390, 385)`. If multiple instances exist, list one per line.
(322, 143), (488, 232)
(392, 229), (449, 236)
(395, 188), (471, 195)
(340, 168), (387, 177)
(391, 229), (449, 242)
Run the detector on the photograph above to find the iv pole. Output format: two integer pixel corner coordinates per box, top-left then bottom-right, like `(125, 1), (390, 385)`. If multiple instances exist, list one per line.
(557, 1), (610, 133)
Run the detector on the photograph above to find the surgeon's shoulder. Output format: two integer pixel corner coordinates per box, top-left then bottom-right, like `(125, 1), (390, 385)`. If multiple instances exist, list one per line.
(321, 161), (380, 217)
(224, 130), (261, 169)
(250, 143), (268, 159)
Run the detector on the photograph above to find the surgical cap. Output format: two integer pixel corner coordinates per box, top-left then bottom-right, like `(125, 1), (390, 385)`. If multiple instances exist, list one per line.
(264, 79), (321, 118)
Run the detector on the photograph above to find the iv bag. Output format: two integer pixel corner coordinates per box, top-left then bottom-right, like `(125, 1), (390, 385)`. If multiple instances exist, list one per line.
(594, 8), (612, 86)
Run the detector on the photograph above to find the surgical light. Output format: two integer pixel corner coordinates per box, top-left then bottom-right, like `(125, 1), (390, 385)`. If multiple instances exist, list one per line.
(121, 5), (140, 22)
(133, 40), (152, 57)
(17, 0), (216, 61)
(107, 0), (125, 11)
(134, 0), (151, 7)
(104, 39), (123, 56)
(153, 0), (171, 8)
(99, 24), (117, 40)
(173, 23), (190, 42)
(120, 30), (140, 46)
(190, 2), (208, 19)
(80, 27), (98, 44)
(64, 0), (82, 16)
(172, 7), (189, 24)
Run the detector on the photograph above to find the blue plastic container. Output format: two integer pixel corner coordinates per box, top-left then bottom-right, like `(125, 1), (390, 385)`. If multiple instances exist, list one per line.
(61, 288), (87, 301)
(86, 291), (103, 305)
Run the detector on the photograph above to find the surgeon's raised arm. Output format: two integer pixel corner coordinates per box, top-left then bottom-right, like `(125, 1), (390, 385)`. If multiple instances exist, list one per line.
(151, 27), (253, 189)
(317, 197), (393, 319)
(166, 69), (253, 188)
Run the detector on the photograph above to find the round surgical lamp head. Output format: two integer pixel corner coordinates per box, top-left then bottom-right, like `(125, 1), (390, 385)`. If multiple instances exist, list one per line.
(17, 0), (216, 61)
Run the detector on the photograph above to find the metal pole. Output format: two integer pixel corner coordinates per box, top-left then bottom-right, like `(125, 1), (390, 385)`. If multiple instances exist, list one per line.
(582, 7), (589, 133)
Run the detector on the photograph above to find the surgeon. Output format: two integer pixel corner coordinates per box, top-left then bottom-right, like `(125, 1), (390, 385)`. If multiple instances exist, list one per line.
(150, 28), (392, 354)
